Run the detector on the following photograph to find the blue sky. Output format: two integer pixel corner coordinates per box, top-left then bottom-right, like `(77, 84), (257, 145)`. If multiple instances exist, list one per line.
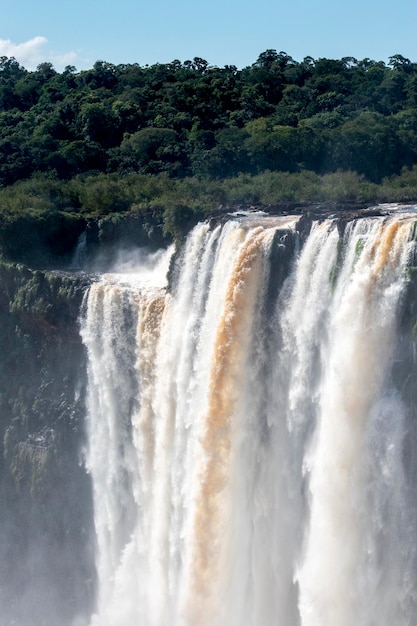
(2, 0), (417, 72)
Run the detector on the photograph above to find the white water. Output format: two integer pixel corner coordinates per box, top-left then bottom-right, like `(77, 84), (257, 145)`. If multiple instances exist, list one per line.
(81, 213), (417, 626)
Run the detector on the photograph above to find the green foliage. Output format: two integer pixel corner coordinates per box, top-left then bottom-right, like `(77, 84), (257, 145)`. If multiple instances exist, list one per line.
(76, 173), (131, 215)
(0, 166), (415, 257)
(162, 204), (198, 241)
(378, 165), (417, 201)
(0, 52), (416, 187)
(120, 127), (184, 175)
(0, 51), (415, 254)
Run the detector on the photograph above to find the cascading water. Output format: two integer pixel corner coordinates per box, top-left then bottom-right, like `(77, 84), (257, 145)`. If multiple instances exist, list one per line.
(80, 211), (417, 626)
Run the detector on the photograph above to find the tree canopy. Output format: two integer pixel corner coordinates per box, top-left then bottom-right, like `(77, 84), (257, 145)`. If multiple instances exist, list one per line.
(1, 51), (417, 260)
(0, 51), (416, 186)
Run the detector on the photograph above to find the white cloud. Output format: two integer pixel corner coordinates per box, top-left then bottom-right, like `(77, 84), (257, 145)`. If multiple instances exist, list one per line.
(0, 36), (79, 71)
(50, 50), (78, 69)
(0, 36), (47, 69)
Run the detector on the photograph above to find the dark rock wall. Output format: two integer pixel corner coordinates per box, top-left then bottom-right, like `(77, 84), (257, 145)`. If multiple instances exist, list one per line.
(0, 262), (95, 626)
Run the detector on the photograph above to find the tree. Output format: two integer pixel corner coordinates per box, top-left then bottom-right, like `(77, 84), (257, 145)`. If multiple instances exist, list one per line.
(80, 101), (122, 148)
(324, 112), (405, 181)
(120, 128), (186, 175)
(0, 57), (26, 109)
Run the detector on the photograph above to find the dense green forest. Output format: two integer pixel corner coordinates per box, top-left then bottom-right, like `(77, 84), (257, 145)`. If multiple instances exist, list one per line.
(1, 49), (417, 258)
(2, 49), (417, 184)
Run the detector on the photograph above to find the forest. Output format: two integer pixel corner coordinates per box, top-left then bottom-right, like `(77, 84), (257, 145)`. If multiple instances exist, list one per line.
(1, 49), (417, 255)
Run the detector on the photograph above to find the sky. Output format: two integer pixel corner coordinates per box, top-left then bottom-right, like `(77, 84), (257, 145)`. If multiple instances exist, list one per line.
(1, 0), (417, 72)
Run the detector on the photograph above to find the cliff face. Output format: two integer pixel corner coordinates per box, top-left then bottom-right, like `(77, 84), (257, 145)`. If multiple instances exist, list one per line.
(0, 208), (171, 625)
(0, 262), (95, 626)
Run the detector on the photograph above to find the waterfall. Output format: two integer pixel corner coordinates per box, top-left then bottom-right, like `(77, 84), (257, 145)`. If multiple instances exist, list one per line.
(71, 231), (87, 270)
(80, 211), (417, 626)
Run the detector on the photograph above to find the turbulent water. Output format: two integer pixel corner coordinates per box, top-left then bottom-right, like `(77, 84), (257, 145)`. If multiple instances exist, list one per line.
(80, 211), (417, 626)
